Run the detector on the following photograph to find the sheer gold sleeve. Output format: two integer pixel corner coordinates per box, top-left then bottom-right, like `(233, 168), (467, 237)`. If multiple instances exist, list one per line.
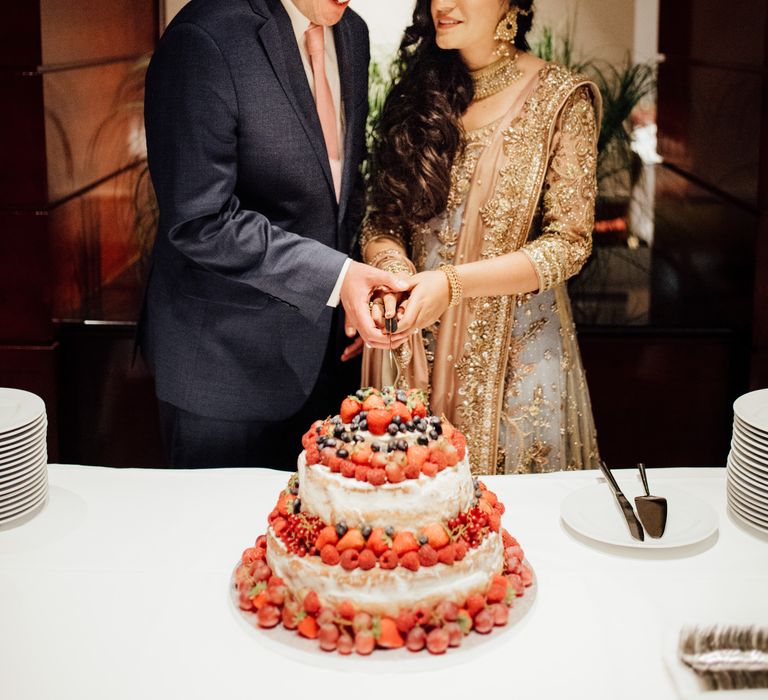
(520, 86), (598, 292)
(359, 218), (408, 263)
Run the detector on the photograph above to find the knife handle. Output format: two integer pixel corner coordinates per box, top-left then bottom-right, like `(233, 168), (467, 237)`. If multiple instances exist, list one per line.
(598, 460), (622, 495)
(638, 462), (650, 496)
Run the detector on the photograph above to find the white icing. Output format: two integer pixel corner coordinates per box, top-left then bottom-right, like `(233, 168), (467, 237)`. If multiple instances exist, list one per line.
(297, 452), (475, 530)
(266, 529), (504, 616)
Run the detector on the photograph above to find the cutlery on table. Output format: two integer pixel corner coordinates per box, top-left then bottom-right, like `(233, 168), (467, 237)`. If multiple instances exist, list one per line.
(634, 462), (667, 539)
(598, 460), (644, 541)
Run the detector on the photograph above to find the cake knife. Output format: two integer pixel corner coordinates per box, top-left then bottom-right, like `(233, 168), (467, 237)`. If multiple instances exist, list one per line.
(598, 460), (645, 541)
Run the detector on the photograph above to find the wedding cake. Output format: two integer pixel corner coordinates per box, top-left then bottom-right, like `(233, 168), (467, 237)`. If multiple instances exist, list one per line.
(234, 387), (532, 655)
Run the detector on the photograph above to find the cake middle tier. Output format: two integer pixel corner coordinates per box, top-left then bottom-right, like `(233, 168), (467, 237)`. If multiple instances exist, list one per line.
(297, 452), (475, 530)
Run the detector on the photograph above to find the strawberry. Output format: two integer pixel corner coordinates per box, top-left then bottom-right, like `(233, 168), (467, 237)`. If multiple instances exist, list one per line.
(417, 544), (439, 567)
(494, 501), (506, 515)
(366, 528), (391, 556)
(436, 600), (460, 622)
(379, 550), (398, 569)
(362, 393), (385, 411)
(488, 511), (501, 532)
(521, 563), (533, 587)
(351, 444), (373, 465)
(272, 517), (288, 536)
(315, 526), (339, 551)
(320, 544), (340, 565)
(303, 591), (321, 615)
(491, 603), (509, 626)
(276, 492), (292, 516)
(501, 529), (518, 548)
(358, 548), (377, 570)
(442, 444), (459, 466)
(440, 420), (455, 439)
(392, 531), (419, 557)
(318, 623), (340, 652)
(370, 452), (388, 469)
(389, 401), (412, 423)
(241, 546), (262, 566)
(337, 633), (354, 655)
(266, 584), (286, 606)
(340, 549), (360, 570)
(437, 542), (456, 565)
(337, 528), (365, 552)
(406, 389), (429, 418)
(354, 629), (375, 655)
(426, 628), (449, 655)
(354, 464), (369, 482)
(255, 534), (267, 549)
(473, 608), (494, 634)
(340, 397), (362, 423)
(481, 489), (498, 506)
(421, 522), (450, 550)
(506, 573), (524, 596)
(375, 616), (404, 648)
(365, 408), (392, 435)
(429, 450), (448, 471)
(465, 593), (485, 618)
(399, 551), (420, 571)
(281, 602), (301, 629)
(421, 461), (438, 477)
(297, 615), (319, 639)
(451, 432), (467, 459)
(305, 443), (320, 465)
(406, 444), (430, 469)
(337, 601), (355, 621)
(367, 468), (386, 486)
(406, 626), (427, 651)
(385, 462), (406, 483)
(404, 461), (421, 479)
(327, 454), (342, 472)
(486, 574), (508, 604)
(257, 603), (281, 628)
(457, 609), (473, 634)
(444, 621), (464, 647)
(267, 575), (284, 588)
(250, 590), (268, 610)
(395, 609), (417, 634)
(353, 611), (372, 632)
(454, 539), (468, 560)
(340, 459), (356, 478)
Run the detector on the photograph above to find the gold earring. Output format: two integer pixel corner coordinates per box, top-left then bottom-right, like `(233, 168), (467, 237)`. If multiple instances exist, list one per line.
(494, 8), (519, 57)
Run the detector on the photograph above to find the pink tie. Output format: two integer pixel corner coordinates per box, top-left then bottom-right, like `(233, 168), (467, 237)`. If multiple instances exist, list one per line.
(305, 23), (342, 201)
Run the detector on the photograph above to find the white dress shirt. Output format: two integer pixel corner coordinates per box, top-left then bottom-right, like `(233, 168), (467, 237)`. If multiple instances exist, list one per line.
(279, 0), (351, 307)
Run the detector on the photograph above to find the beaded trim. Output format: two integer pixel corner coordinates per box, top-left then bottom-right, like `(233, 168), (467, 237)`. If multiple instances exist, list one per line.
(470, 52), (523, 101)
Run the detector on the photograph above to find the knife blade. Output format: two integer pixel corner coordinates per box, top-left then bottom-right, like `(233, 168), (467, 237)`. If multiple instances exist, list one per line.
(598, 460), (645, 541)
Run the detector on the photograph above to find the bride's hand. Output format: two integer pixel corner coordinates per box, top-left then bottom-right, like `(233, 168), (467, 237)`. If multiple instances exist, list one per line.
(395, 270), (451, 334)
(369, 271), (412, 331)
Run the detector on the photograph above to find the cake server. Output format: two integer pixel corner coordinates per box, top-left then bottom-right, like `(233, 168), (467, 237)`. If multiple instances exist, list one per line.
(634, 462), (667, 538)
(598, 460), (644, 541)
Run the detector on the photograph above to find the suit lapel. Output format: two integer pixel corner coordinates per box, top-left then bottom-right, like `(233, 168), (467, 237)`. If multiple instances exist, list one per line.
(256, 0), (336, 200)
(333, 16), (358, 227)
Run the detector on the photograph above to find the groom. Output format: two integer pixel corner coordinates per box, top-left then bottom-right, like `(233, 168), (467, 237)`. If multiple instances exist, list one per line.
(140, 0), (406, 468)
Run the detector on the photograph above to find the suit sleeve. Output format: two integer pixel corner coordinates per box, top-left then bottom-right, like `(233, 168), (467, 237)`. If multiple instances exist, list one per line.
(144, 21), (347, 322)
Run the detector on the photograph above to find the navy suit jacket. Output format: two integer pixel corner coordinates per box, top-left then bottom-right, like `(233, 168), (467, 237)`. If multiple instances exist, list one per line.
(140, 0), (369, 421)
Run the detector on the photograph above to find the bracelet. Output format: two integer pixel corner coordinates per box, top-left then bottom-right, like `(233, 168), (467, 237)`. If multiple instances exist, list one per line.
(439, 264), (463, 307)
(382, 260), (414, 276)
(369, 247), (407, 268)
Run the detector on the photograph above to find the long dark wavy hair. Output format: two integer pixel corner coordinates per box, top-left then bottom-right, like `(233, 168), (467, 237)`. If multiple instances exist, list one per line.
(367, 0), (535, 235)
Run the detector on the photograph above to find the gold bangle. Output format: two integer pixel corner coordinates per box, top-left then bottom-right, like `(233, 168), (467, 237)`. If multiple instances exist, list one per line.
(368, 247), (406, 268)
(382, 261), (414, 276)
(439, 263), (463, 307)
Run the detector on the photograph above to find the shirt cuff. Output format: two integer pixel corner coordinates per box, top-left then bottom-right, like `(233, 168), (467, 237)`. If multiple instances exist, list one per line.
(326, 258), (352, 307)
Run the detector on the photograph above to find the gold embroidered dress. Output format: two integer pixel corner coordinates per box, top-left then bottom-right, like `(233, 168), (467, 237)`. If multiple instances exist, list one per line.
(364, 63), (602, 476)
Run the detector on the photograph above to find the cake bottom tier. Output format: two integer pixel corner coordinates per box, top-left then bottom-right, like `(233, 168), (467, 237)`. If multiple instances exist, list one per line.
(266, 529), (504, 617)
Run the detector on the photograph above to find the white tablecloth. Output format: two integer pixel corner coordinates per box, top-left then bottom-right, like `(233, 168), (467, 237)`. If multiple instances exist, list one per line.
(1, 465), (766, 700)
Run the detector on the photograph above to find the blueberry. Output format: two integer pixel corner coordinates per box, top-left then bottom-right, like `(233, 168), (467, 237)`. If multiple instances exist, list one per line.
(417, 435), (429, 446)
(290, 485), (299, 495)
(336, 521), (348, 538)
(475, 488), (483, 499)
(334, 426), (344, 437)
(392, 415), (402, 425)
(359, 420), (368, 431)
(405, 420), (415, 431)
(359, 411), (368, 419)
(341, 432), (352, 443)
(429, 416), (441, 425)
(433, 423), (442, 436)
(385, 526), (395, 537)
(387, 424), (399, 436)
(416, 420), (428, 433)
(398, 423), (407, 433)
(387, 443), (397, 453)
(371, 443), (380, 452)
(325, 438), (337, 447)
(397, 440), (408, 452)
(429, 429), (439, 441)
(292, 498), (301, 514)
(356, 390), (365, 400)
(317, 435), (326, 446)
(352, 415), (360, 425)
(396, 390), (408, 403)
(353, 434), (365, 443)
(362, 525), (372, 539)
(332, 415), (342, 425)
(337, 448), (349, 458)
(315, 425), (322, 434)
(417, 534), (428, 545)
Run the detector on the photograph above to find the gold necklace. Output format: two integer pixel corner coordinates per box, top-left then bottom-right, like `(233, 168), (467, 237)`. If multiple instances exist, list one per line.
(470, 52), (522, 101)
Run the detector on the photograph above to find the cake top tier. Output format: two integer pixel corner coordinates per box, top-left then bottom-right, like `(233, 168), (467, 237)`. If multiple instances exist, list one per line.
(301, 386), (468, 486)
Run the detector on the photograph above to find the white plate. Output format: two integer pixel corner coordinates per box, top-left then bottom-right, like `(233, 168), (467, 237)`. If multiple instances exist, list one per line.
(734, 416), (768, 443)
(727, 455), (768, 494)
(0, 478), (47, 516)
(730, 439), (768, 473)
(728, 449), (768, 484)
(734, 389), (768, 432)
(732, 431), (768, 461)
(560, 482), (718, 549)
(0, 389), (46, 435)
(727, 499), (768, 534)
(727, 490), (768, 531)
(727, 483), (768, 522)
(727, 463), (768, 506)
(0, 416), (47, 452)
(0, 468), (47, 509)
(0, 442), (47, 472)
(0, 449), (47, 484)
(0, 430), (46, 463)
(229, 562), (538, 670)
(0, 413), (46, 444)
(0, 492), (47, 527)
(0, 459), (47, 499)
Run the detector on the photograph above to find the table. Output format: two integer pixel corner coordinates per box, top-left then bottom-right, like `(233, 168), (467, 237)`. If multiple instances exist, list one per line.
(1, 466), (766, 700)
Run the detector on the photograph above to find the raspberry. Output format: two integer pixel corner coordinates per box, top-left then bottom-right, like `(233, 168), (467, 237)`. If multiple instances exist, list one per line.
(379, 550), (398, 569)
(340, 460), (356, 478)
(404, 462), (421, 479)
(303, 590), (321, 615)
(367, 468), (386, 486)
(488, 511), (501, 532)
(337, 601), (355, 621)
(417, 544), (439, 566)
(354, 464), (369, 482)
(385, 463), (406, 483)
(320, 544), (340, 565)
(436, 600), (459, 622)
(399, 551), (420, 571)
(437, 542), (456, 565)
(421, 461), (438, 477)
(429, 450), (448, 471)
(426, 628), (449, 654)
(406, 626), (427, 652)
(413, 606), (433, 627)
(406, 444), (429, 468)
(358, 549), (377, 570)
(340, 549), (360, 570)
(395, 609), (417, 634)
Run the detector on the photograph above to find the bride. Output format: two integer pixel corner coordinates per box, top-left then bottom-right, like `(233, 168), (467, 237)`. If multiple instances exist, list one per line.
(361, 0), (602, 475)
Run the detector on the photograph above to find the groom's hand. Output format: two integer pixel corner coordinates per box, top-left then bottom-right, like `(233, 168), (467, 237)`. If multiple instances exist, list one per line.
(340, 261), (411, 349)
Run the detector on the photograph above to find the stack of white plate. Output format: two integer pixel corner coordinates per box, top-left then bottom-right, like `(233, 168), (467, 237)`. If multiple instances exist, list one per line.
(0, 388), (48, 526)
(727, 388), (768, 533)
